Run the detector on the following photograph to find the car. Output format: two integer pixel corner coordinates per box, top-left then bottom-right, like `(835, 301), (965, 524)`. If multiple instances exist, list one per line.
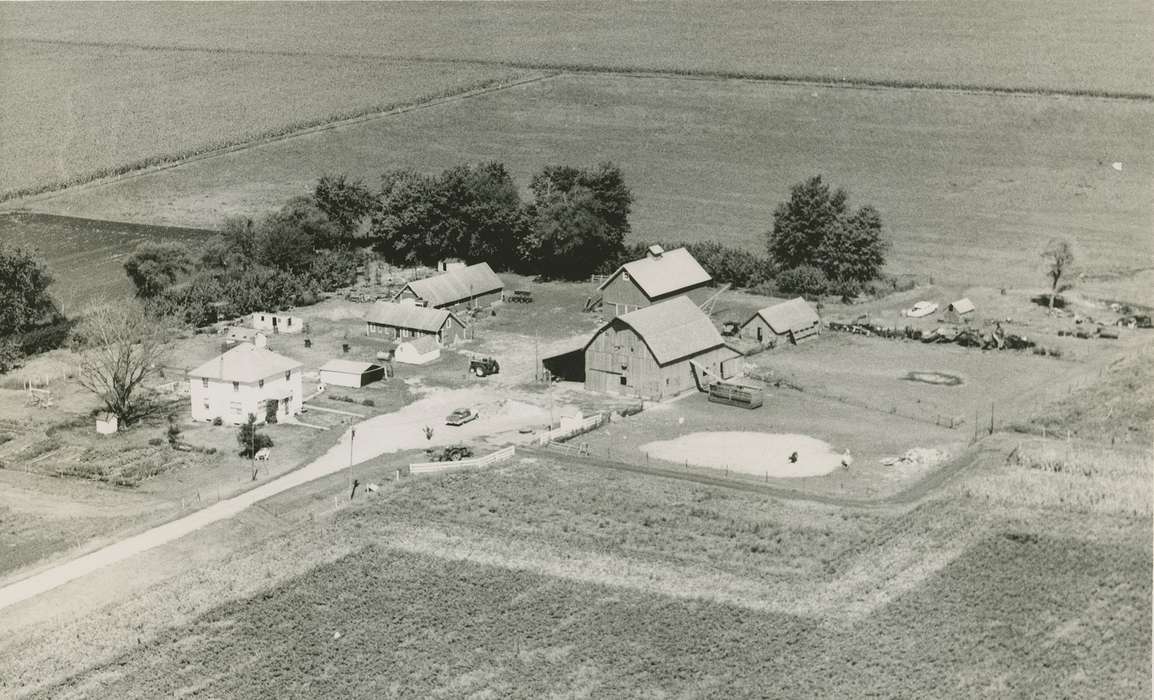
(445, 407), (478, 426)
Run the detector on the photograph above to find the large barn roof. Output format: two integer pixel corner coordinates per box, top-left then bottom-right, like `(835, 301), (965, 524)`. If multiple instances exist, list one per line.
(751, 297), (820, 334)
(188, 343), (301, 383)
(601, 296), (725, 365)
(598, 247), (712, 299)
(364, 302), (459, 332)
(398, 262), (503, 308)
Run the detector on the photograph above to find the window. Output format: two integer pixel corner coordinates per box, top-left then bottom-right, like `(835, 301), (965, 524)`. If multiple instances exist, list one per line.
(258, 379), (264, 389)
(260, 315), (265, 321)
(287, 318), (292, 326)
(619, 376), (627, 386)
(232, 381), (239, 392)
(285, 371), (292, 381)
(201, 378), (209, 388)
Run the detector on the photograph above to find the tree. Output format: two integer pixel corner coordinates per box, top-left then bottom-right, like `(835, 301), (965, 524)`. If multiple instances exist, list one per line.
(256, 198), (334, 273)
(314, 174), (377, 237)
(370, 169), (440, 265)
(1042, 238), (1075, 312)
(767, 175), (887, 286)
(523, 162), (633, 279)
(237, 413), (274, 458)
(0, 245), (60, 337)
(123, 242), (194, 298)
(74, 303), (170, 425)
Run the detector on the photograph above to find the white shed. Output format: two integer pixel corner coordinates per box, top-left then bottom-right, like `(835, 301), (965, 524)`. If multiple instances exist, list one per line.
(394, 336), (441, 365)
(318, 360), (386, 388)
(95, 412), (118, 435)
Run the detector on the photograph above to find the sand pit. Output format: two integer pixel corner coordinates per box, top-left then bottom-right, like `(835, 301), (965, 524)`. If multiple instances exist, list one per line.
(640, 432), (846, 478)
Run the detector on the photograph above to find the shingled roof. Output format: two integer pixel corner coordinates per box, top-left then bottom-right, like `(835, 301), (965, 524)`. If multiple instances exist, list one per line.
(751, 297), (820, 334)
(397, 262), (503, 308)
(597, 296), (725, 365)
(364, 302), (460, 332)
(598, 247), (712, 300)
(188, 343), (301, 383)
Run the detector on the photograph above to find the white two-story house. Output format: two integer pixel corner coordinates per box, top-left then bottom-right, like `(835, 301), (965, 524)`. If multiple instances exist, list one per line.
(187, 343), (303, 425)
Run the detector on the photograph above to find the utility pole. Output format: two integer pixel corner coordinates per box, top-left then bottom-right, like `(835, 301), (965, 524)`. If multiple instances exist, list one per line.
(348, 428), (356, 494)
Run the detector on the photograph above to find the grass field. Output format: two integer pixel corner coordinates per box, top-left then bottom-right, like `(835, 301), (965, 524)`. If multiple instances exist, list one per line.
(2, 2), (1150, 95)
(0, 39), (525, 196)
(37, 458), (1150, 699)
(19, 74), (1151, 289)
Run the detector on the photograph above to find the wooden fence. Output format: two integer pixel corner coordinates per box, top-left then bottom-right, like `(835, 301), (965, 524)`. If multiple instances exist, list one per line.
(409, 445), (516, 474)
(536, 413), (607, 446)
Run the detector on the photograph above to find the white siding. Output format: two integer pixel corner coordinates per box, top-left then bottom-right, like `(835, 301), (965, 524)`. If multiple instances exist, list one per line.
(188, 369), (303, 424)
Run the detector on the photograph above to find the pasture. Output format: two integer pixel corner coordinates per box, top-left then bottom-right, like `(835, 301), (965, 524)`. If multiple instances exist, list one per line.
(0, 39), (525, 196)
(33, 457), (1151, 698)
(2, 1), (1150, 95)
(18, 73), (1151, 289)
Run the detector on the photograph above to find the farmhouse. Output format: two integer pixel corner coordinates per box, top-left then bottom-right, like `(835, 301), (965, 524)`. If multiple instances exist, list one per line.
(394, 335), (441, 365)
(364, 302), (466, 345)
(741, 297), (821, 345)
(247, 312), (303, 334)
(584, 296), (739, 401)
(187, 342), (303, 425)
(597, 246), (713, 316)
(393, 262), (503, 310)
(318, 360), (385, 388)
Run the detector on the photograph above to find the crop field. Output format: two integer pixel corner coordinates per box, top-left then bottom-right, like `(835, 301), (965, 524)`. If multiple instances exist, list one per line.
(0, 39), (525, 197)
(0, 213), (209, 309)
(19, 74), (1151, 289)
(38, 457), (1151, 699)
(2, 2), (1150, 95)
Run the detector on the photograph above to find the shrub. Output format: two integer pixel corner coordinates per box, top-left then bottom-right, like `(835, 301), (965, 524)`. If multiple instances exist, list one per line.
(775, 265), (829, 298)
(361, 399), (375, 407)
(212, 416), (223, 426)
(237, 413), (273, 458)
(147, 437), (163, 446)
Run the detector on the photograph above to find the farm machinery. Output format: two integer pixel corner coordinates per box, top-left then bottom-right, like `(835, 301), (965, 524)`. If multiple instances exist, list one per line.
(424, 445), (474, 462)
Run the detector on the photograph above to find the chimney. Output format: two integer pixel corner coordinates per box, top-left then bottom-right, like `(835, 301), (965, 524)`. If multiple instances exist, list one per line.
(647, 244), (664, 258)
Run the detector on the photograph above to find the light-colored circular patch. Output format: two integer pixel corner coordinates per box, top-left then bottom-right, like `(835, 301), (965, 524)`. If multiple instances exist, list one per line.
(640, 431), (845, 478)
(904, 371), (963, 386)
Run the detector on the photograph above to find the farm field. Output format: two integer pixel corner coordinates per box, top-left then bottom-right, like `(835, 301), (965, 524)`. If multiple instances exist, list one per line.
(0, 39), (526, 196)
(17, 73), (1152, 289)
(1, 1), (1150, 95)
(28, 455), (1151, 699)
(0, 213), (210, 308)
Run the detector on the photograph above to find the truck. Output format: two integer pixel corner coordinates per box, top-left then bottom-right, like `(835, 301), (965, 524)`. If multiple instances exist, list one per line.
(469, 357), (500, 377)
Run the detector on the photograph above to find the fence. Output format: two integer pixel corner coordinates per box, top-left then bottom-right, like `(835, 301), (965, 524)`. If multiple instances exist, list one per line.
(409, 445), (516, 474)
(536, 413), (607, 446)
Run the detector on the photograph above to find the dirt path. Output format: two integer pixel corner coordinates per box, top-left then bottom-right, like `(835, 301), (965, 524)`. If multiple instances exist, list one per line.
(0, 387), (550, 613)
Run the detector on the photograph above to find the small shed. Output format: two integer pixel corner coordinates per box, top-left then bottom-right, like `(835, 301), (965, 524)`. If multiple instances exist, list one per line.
(248, 312), (303, 334)
(319, 360), (385, 388)
(95, 412), (118, 435)
(740, 298), (821, 345)
(945, 298), (976, 323)
(394, 336), (441, 365)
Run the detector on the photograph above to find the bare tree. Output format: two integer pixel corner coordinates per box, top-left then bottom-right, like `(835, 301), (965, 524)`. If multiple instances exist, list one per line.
(1042, 239), (1075, 312)
(74, 303), (170, 426)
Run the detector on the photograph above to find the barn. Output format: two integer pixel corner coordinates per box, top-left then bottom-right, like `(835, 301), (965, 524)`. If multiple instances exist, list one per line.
(394, 336), (441, 365)
(393, 262), (504, 310)
(597, 246), (713, 316)
(584, 296), (739, 401)
(364, 302), (466, 345)
(741, 297), (821, 345)
(318, 360), (386, 388)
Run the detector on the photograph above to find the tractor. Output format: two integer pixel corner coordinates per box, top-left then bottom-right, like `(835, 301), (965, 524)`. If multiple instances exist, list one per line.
(425, 445), (473, 462)
(469, 356), (500, 377)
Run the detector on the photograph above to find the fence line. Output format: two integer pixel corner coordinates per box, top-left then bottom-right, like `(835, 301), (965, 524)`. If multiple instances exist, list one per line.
(536, 413), (608, 446)
(409, 445), (516, 474)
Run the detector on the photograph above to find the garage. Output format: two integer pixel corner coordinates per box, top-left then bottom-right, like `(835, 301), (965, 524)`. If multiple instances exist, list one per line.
(318, 359), (386, 388)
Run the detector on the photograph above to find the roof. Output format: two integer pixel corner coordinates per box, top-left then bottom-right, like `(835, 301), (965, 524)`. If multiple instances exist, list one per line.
(949, 298), (975, 314)
(751, 298), (820, 334)
(598, 247), (712, 299)
(364, 302), (460, 332)
(188, 343), (302, 383)
(399, 262), (503, 307)
(227, 327), (262, 339)
(319, 359), (381, 375)
(398, 335), (439, 354)
(593, 296), (725, 365)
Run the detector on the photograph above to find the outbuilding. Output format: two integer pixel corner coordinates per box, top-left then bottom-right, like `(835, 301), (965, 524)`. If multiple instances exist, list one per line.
(584, 296), (739, 401)
(597, 246), (713, 316)
(226, 327), (268, 347)
(247, 312), (303, 334)
(945, 298), (976, 323)
(364, 302), (466, 345)
(394, 335), (441, 365)
(187, 342), (303, 425)
(393, 262), (504, 310)
(95, 412), (118, 435)
(741, 297), (821, 345)
(318, 359), (386, 388)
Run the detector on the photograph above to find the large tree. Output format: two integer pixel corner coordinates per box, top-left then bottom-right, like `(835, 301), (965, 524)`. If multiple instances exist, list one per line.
(74, 303), (170, 425)
(0, 245), (60, 336)
(523, 162), (633, 279)
(257, 197), (336, 273)
(123, 241), (194, 298)
(767, 175), (886, 287)
(1042, 238), (1075, 312)
(313, 174), (377, 237)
